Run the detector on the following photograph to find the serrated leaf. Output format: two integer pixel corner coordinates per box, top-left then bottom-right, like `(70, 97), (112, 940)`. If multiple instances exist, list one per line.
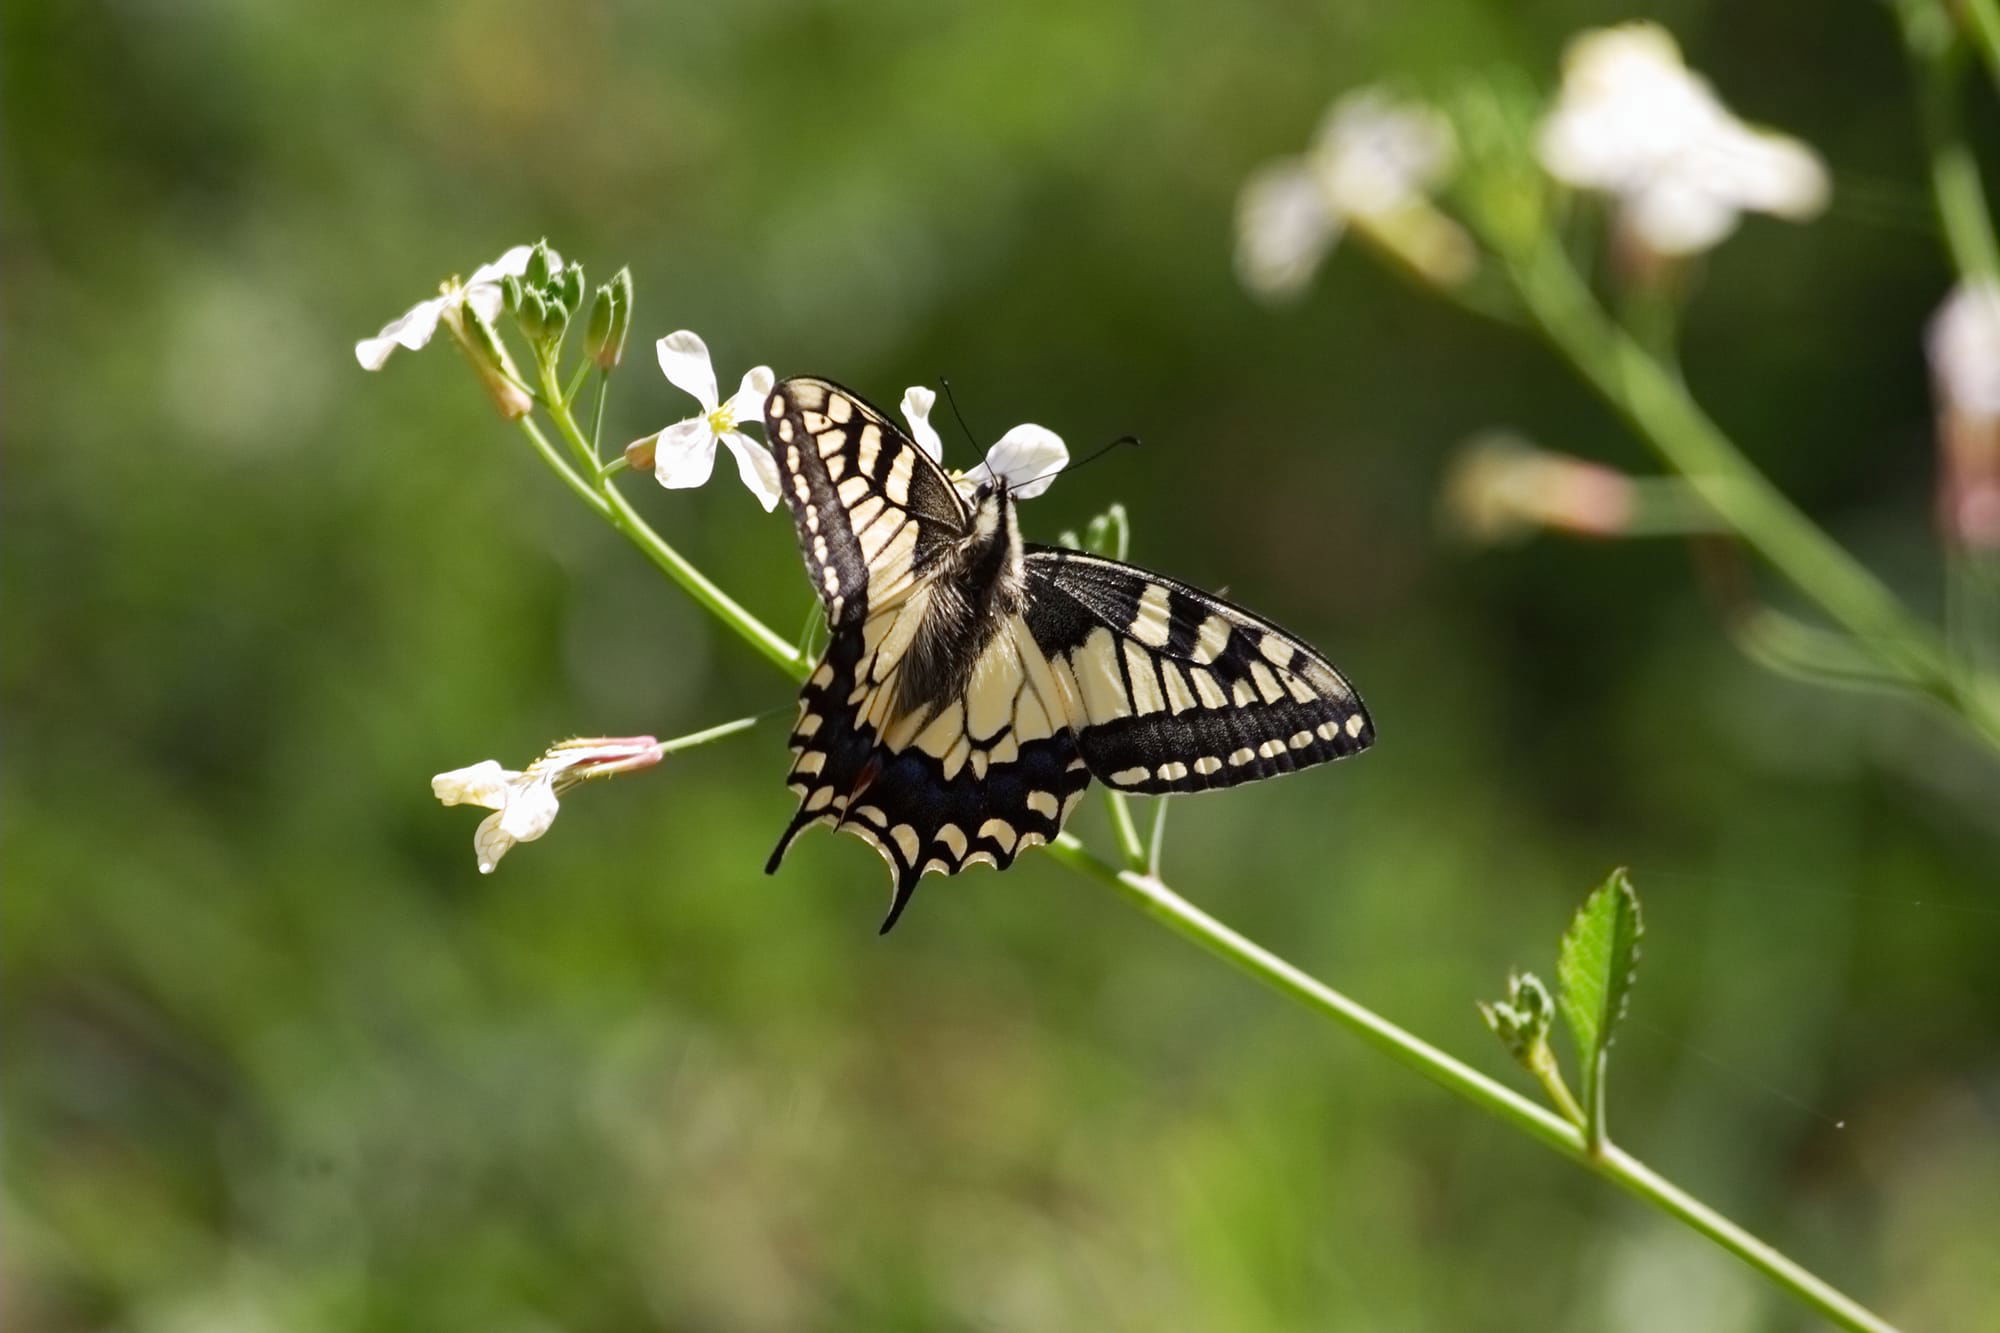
(1556, 868), (1643, 1143)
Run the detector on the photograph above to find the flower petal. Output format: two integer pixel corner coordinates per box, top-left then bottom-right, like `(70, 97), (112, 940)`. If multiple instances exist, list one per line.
(657, 330), (720, 410)
(496, 775), (562, 843)
(725, 365), (776, 426)
(720, 430), (783, 512)
(1624, 178), (1738, 255)
(1235, 160), (1339, 300)
(467, 244), (544, 287)
(463, 283), (507, 326)
(652, 417), (720, 490)
(1931, 279), (2000, 417)
(976, 424), (1069, 499)
(432, 759), (516, 810)
(473, 809), (517, 873)
(901, 386), (945, 462)
(355, 296), (445, 369)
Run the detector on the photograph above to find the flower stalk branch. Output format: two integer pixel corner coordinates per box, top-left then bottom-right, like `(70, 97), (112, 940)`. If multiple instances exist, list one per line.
(524, 356), (1900, 1332)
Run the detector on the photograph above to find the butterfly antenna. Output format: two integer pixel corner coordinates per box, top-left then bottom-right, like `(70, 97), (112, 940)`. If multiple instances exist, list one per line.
(938, 376), (981, 447)
(1015, 433), (1141, 493)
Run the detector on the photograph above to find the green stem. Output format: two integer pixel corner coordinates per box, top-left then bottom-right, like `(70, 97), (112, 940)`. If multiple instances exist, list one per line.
(659, 711), (774, 754)
(533, 363), (806, 677)
(1145, 796), (1170, 878)
(1102, 790), (1147, 871)
(1906, 19), (2000, 280)
(516, 417), (611, 518)
(1509, 238), (2000, 743)
(500, 338), (1901, 1333)
(1042, 839), (1902, 1333)
(1957, 0), (2000, 102)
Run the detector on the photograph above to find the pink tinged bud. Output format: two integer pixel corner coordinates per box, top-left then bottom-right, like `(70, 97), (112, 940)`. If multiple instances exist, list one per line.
(1444, 436), (1636, 543)
(1929, 281), (2000, 550)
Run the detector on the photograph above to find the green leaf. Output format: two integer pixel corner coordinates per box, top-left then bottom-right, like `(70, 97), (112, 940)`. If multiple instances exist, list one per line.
(1556, 867), (1643, 1145)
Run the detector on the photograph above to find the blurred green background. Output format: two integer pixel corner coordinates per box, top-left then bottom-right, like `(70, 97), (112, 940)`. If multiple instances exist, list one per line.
(7, 0), (1998, 1328)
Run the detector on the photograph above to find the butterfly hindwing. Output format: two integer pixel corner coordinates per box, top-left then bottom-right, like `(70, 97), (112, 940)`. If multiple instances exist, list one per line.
(1021, 547), (1373, 794)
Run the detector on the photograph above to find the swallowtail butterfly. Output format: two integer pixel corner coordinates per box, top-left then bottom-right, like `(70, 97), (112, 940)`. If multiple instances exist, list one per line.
(763, 377), (1373, 931)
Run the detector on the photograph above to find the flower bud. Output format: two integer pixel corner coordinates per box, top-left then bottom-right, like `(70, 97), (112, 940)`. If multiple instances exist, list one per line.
(1442, 434), (1635, 543)
(441, 302), (533, 420)
(589, 268), (633, 370)
(525, 240), (557, 287)
(520, 289), (550, 338)
(501, 273), (524, 314)
(560, 262), (586, 315)
(624, 432), (658, 471)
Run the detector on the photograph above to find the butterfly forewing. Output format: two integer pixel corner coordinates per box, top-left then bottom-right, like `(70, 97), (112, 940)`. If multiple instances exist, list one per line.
(1021, 547), (1373, 794)
(763, 377), (966, 628)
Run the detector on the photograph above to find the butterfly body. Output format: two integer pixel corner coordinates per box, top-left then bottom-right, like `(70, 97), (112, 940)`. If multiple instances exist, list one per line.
(763, 377), (1372, 930)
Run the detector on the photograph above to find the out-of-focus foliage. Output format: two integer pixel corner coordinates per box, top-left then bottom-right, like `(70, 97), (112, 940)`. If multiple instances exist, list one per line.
(5, 1), (1997, 1329)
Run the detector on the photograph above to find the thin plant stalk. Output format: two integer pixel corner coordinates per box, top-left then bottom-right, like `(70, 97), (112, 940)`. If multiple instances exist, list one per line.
(510, 370), (1901, 1333)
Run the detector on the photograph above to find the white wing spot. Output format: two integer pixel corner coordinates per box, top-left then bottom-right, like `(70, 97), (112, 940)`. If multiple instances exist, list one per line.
(1123, 639), (1165, 715)
(1258, 739), (1286, 759)
(1288, 730), (1313, 749)
(1249, 661), (1286, 705)
(1317, 721), (1341, 741)
(979, 819), (1018, 853)
(803, 410), (831, 433)
(1194, 756), (1223, 775)
(1110, 766), (1149, 785)
(1259, 632), (1293, 668)
(936, 824), (968, 858)
(1193, 616), (1231, 664)
(1231, 678), (1257, 707)
(1345, 713), (1366, 738)
(1160, 660), (1197, 713)
(827, 393), (855, 424)
(890, 824), (920, 863)
(1228, 747), (1257, 766)
(769, 393), (788, 415)
(1132, 584), (1173, 647)
(1190, 669), (1228, 708)
(1026, 790), (1059, 819)
(884, 449), (914, 505)
(1156, 760), (1189, 782)
(1073, 627), (1131, 719)
(776, 418), (794, 443)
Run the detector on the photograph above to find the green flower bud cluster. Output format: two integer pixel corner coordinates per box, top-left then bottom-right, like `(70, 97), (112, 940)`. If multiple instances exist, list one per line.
(501, 239), (617, 365)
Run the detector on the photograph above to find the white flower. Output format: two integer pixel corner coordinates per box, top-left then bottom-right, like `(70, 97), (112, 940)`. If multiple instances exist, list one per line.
(639, 331), (780, 511)
(1236, 88), (1460, 299)
(354, 244), (548, 370)
(1538, 24), (1829, 256)
(901, 386), (1070, 500)
(1929, 279), (2000, 419)
(1929, 280), (2000, 549)
(432, 736), (664, 873)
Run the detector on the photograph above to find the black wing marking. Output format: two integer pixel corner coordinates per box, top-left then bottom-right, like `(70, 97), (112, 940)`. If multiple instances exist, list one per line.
(1021, 546), (1373, 794)
(764, 376), (967, 629)
(763, 379), (1087, 930)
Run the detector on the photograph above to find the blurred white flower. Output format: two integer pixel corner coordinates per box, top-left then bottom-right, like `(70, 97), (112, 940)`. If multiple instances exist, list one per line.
(1538, 24), (1829, 256)
(901, 386), (1070, 499)
(638, 331), (780, 511)
(432, 736), (664, 873)
(1930, 280), (2000, 419)
(1236, 88), (1466, 299)
(354, 244), (545, 370)
(1928, 280), (2000, 548)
